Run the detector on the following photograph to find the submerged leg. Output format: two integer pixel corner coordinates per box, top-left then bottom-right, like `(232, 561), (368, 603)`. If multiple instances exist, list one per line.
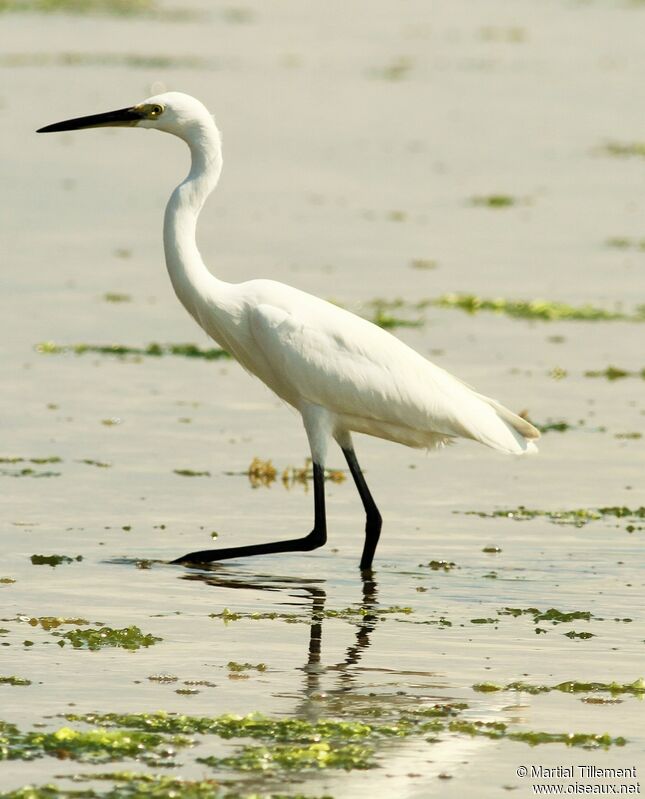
(170, 462), (327, 565)
(341, 445), (382, 571)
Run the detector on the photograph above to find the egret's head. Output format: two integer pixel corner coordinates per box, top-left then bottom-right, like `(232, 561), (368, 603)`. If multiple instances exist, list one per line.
(37, 92), (217, 143)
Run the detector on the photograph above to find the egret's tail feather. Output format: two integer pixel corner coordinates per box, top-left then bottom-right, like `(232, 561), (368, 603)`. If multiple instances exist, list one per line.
(465, 393), (540, 455)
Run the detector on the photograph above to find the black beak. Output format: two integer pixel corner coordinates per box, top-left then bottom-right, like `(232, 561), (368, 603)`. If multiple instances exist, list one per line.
(37, 106), (144, 133)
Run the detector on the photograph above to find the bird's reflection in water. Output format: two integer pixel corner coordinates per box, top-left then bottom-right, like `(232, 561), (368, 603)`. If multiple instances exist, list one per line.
(179, 566), (380, 721)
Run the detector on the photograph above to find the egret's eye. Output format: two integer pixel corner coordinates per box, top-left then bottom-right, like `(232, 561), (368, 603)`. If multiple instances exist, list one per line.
(149, 104), (164, 118)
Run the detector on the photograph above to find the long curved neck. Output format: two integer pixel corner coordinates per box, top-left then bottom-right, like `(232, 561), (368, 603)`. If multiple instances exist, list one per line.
(163, 122), (224, 318)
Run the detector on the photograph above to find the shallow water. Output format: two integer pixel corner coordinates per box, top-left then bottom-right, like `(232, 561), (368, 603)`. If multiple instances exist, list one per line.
(1, 1), (644, 797)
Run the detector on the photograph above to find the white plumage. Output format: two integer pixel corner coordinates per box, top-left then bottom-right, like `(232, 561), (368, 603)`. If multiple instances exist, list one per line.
(38, 91), (539, 570)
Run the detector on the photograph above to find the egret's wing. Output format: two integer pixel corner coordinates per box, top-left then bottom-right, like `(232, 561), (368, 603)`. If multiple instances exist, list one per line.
(249, 301), (538, 453)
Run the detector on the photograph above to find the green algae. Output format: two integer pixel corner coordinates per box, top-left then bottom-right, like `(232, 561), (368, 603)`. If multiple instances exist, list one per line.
(2, 52), (208, 69)
(0, 456), (61, 464)
(422, 559), (457, 571)
(431, 293), (644, 321)
(35, 341), (230, 361)
(210, 605), (411, 625)
(174, 469), (211, 477)
(79, 459), (111, 468)
(370, 56), (413, 81)
(499, 607), (593, 624)
(0, 722), (187, 764)
(360, 294), (645, 324)
(461, 504), (645, 528)
(470, 194), (518, 208)
(564, 630), (595, 640)
(0, 676), (31, 686)
(0, 0), (154, 13)
(603, 141), (645, 159)
(240, 457), (345, 490)
(227, 661), (267, 673)
(585, 365), (645, 380)
(367, 300), (423, 329)
(0, 772), (327, 799)
(606, 236), (645, 250)
(26, 616), (90, 631)
(103, 293), (131, 303)
(64, 711), (408, 744)
(53, 625), (161, 651)
(30, 554), (82, 567)
(448, 720), (625, 748)
(472, 679), (645, 696)
(198, 740), (375, 772)
(1, 463), (61, 477)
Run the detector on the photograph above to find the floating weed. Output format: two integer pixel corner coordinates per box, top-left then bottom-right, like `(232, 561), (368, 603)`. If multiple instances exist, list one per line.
(370, 56), (413, 81)
(247, 457), (277, 488)
(35, 341), (230, 361)
(557, 679), (645, 696)
(410, 258), (437, 270)
(470, 194), (519, 208)
(233, 457), (345, 489)
(359, 295), (645, 323)
(53, 625), (161, 651)
(209, 606), (411, 626)
(499, 607), (594, 624)
(564, 631), (596, 640)
(0, 456), (61, 464)
(0, 468), (60, 478)
(30, 554), (82, 567)
(368, 299), (423, 329)
(0, 775), (331, 799)
(198, 740), (375, 772)
(227, 661), (267, 673)
(606, 236), (645, 251)
(432, 293), (644, 321)
(460, 505), (645, 529)
(102, 293), (131, 303)
(79, 459), (111, 468)
(0, 578), (16, 584)
(0, 0), (157, 15)
(536, 418), (606, 434)
(449, 720), (625, 748)
(0, 676), (31, 686)
(25, 616), (90, 631)
(585, 366), (645, 380)
(1, 455), (62, 477)
(602, 141), (645, 159)
(0, 773), (233, 799)
(281, 459), (345, 489)
(421, 560), (457, 571)
(174, 469), (211, 477)
(64, 711), (403, 743)
(0, 722), (187, 765)
(43, 707), (626, 782)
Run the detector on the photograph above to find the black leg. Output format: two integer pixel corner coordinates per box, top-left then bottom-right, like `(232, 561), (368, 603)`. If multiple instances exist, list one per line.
(342, 447), (382, 571)
(170, 463), (327, 565)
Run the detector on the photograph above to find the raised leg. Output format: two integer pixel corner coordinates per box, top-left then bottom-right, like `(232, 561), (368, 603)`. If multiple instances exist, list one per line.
(170, 462), (327, 565)
(341, 446), (382, 571)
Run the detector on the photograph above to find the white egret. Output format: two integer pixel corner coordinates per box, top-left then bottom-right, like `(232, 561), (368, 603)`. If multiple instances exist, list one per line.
(38, 92), (539, 571)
